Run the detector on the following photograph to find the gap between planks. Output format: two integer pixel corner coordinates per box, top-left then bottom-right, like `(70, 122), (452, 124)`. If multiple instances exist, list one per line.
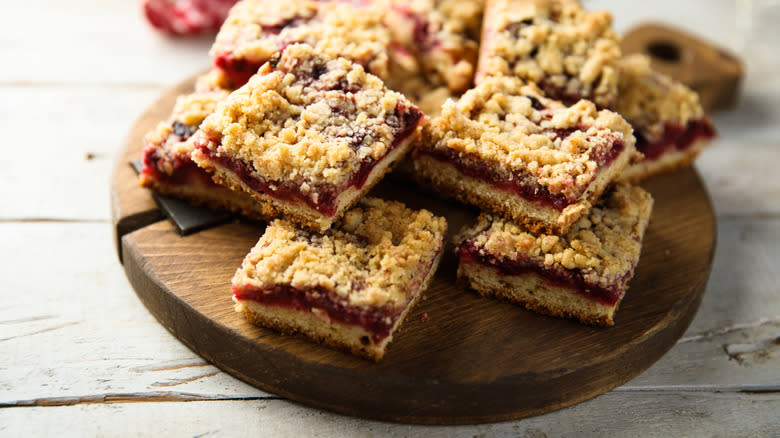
(0, 393), (284, 409)
(4, 385), (778, 410)
(677, 315), (780, 343)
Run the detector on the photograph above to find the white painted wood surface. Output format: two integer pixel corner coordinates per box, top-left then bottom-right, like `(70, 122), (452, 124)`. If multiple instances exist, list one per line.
(1, 1), (778, 436)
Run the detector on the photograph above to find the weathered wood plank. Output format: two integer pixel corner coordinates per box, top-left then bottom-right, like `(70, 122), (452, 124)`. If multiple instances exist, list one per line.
(687, 218), (780, 332)
(0, 86), (160, 221)
(0, 1), (211, 86)
(2, 392), (778, 437)
(697, 141), (780, 217)
(0, 222), (269, 403)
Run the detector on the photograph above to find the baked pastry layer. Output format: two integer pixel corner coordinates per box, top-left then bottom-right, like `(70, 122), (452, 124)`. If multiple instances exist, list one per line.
(192, 44), (424, 232)
(383, 0), (484, 93)
(620, 137), (711, 183)
(615, 55), (716, 182)
(138, 71), (273, 220)
(211, 0), (390, 87)
(413, 75), (635, 234)
(456, 184), (654, 326)
(458, 260), (620, 326)
(232, 197), (447, 361)
(476, 0), (620, 108)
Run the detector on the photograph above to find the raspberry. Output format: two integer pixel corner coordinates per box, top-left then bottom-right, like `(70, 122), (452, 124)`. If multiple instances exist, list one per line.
(142, 0), (239, 35)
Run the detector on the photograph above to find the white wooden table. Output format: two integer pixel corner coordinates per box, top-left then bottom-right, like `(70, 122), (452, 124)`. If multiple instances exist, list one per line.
(2, 1), (778, 436)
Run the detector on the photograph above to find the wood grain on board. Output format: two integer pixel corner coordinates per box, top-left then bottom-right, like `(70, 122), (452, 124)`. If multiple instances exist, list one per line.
(116, 149), (716, 424)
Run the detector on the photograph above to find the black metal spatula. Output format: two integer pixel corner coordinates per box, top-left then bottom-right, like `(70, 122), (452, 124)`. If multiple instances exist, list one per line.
(131, 159), (232, 235)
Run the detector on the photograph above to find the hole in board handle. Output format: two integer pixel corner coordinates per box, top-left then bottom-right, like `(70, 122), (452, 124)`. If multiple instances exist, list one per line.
(646, 41), (682, 63)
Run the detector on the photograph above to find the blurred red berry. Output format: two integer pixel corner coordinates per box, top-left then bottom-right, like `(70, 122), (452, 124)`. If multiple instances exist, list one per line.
(142, 0), (239, 35)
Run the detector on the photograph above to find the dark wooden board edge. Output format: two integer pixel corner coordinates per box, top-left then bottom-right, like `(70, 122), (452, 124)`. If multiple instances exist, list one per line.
(112, 66), (718, 424)
(118, 178), (715, 424)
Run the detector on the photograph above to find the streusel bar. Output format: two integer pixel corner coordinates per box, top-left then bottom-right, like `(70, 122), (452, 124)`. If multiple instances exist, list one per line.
(210, 0), (390, 87)
(475, 0), (620, 109)
(412, 76), (635, 235)
(383, 0), (484, 93)
(232, 197), (448, 361)
(615, 55), (716, 182)
(139, 71), (273, 220)
(192, 44), (424, 232)
(456, 184), (653, 326)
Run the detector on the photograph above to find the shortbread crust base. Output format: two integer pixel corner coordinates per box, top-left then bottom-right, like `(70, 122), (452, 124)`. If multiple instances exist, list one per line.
(140, 173), (273, 221)
(457, 258), (620, 327)
(235, 247), (443, 361)
(412, 145), (633, 234)
(194, 135), (415, 232)
(618, 137), (710, 183)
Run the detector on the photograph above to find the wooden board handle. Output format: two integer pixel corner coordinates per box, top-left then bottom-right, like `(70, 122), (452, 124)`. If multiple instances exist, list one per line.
(621, 22), (744, 112)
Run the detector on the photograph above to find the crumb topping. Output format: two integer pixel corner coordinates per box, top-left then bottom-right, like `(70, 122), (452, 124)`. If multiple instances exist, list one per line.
(196, 44), (422, 192)
(233, 197), (448, 308)
(477, 0), (620, 108)
(383, 0), (484, 92)
(418, 76), (634, 200)
(142, 71), (231, 175)
(616, 54), (705, 143)
(211, 0), (390, 79)
(385, 71), (455, 118)
(194, 68), (236, 92)
(458, 185), (653, 289)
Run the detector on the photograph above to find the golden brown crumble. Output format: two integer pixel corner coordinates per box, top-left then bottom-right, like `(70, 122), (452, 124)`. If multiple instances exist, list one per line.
(233, 197), (448, 309)
(416, 76), (635, 201)
(194, 68), (236, 93)
(476, 0), (620, 108)
(383, 0), (485, 92)
(385, 72), (455, 118)
(211, 0), (390, 79)
(616, 54), (705, 143)
(458, 185), (653, 289)
(141, 71), (231, 177)
(194, 43), (421, 192)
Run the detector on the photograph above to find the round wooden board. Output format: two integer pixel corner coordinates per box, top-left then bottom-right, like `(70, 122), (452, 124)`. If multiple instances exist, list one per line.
(112, 74), (716, 425)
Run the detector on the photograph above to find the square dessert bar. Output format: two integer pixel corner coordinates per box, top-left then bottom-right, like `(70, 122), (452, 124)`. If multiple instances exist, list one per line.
(413, 76), (636, 235)
(383, 0), (484, 93)
(615, 55), (716, 182)
(232, 197), (448, 361)
(456, 184), (653, 326)
(192, 44), (424, 232)
(210, 0), (390, 87)
(139, 71), (272, 220)
(475, 0), (621, 109)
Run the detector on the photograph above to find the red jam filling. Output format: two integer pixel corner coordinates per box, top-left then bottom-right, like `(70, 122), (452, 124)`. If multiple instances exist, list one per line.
(234, 239), (442, 344)
(636, 119), (716, 161)
(400, 8), (435, 51)
(214, 54), (262, 89)
(141, 132), (217, 188)
(195, 104), (422, 216)
(457, 240), (627, 306)
(213, 14), (316, 87)
(234, 284), (399, 343)
(420, 129), (625, 211)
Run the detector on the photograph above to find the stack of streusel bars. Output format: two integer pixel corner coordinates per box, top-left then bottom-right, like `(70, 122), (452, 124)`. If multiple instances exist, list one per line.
(138, 0), (717, 358)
